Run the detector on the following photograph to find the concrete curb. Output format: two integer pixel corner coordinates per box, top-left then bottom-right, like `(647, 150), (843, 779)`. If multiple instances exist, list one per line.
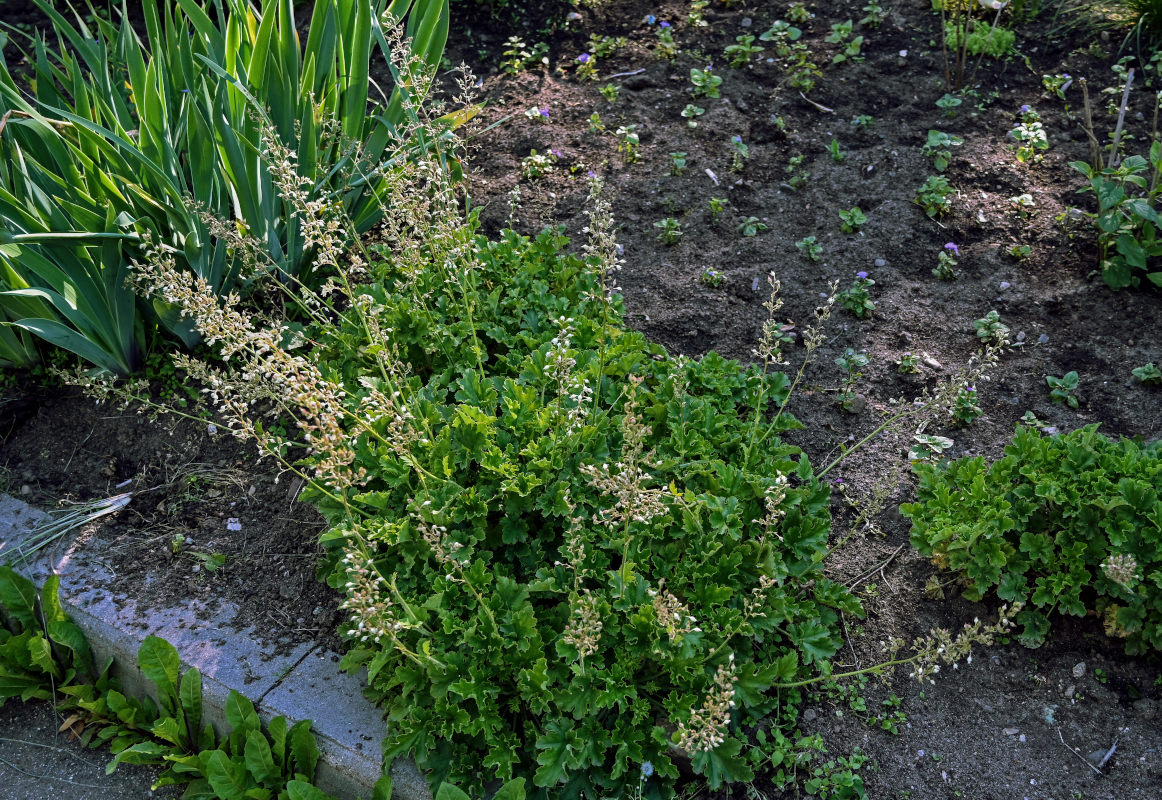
(0, 494), (430, 800)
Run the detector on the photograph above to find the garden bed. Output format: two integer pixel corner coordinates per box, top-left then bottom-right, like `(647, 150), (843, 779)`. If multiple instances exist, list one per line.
(2, 0), (1161, 797)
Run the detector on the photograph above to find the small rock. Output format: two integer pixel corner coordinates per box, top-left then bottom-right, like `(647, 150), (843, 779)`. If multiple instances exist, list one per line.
(1019, 734), (1027, 743)
(845, 396), (868, 414)
(1037, 333), (1049, 344)
(900, 331), (913, 345)
(20, 484), (31, 496)
(1016, 331), (1026, 342)
(1003, 727), (1019, 736)
(803, 709), (818, 722)
(1064, 684), (1075, 698)
(922, 355), (942, 370)
(874, 258), (887, 267)
(741, 17), (753, 27)
(1072, 662), (1086, 679)
(999, 281), (1011, 290)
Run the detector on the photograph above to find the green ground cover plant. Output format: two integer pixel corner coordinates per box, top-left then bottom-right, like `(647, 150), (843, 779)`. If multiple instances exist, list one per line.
(903, 424), (1162, 654)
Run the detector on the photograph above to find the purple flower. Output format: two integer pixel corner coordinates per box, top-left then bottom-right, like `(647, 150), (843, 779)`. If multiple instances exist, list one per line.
(577, 53), (590, 63)
(550, 148), (562, 158)
(1019, 104), (1030, 113)
(965, 386), (976, 393)
(833, 477), (844, 484)
(944, 242), (959, 254)
(856, 270), (868, 279)
(644, 14), (657, 24)
(539, 107), (550, 118)
(587, 170), (597, 178)
(659, 20), (671, 28)
(641, 762), (655, 778)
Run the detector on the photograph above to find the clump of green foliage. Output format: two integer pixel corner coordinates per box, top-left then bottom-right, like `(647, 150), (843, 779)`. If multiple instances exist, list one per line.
(903, 425), (1162, 655)
(0, 569), (342, 799)
(1071, 145), (1162, 290)
(944, 23), (1015, 58)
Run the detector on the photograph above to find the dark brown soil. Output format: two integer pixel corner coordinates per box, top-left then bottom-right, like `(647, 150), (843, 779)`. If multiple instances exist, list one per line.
(3, 0), (1161, 798)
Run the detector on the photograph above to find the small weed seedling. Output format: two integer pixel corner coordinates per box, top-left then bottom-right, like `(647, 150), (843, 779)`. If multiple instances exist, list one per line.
(915, 175), (955, 217)
(838, 272), (875, 318)
(786, 153), (810, 189)
(1047, 371), (1080, 408)
(851, 114), (875, 127)
(1010, 106), (1049, 163)
(669, 151), (688, 176)
(1007, 244), (1032, 260)
(788, 2), (813, 23)
(654, 22), (678, 59)
(933, 242), (959, 279)
(681, 103), (706, 128)
(700, 267), (724, 287)
(973, 310), (1009, 345)
(616, 126), (640, 163)
(896, 352), (921, 374)
(588, 112), (605, 133)
(522, 149), (559, 179)
(835, 348), (869, 411)
(797, 235), (823, 261)
(501, 36), (548, 74)
(599, 83), (620, 103)
(951, 386), (983, 426)
(708, 196), (729, 223)
(1043, 72), (1072, 103)
(575, 52), (598, 81)
(759, 20), (803, 55)
(588, 34), (627, 59)
(1132, 362), (1162, 385)
(936, 93), (963, 118)
(839, 207), (867, 233)
(830, 138), (846, 162)
(737, 216), (768, 237)
(730, 136), (750, 172)
(861, 0), (885, 27)
(923, 130), (964, 172)
(524, 106), (551, 123)
(690, 66), (722, 98)
(726, 34), (764, 67)
(1010, 193), (1036, 218)
(909, 433), (954, 464)
(655, 217), (682, 244)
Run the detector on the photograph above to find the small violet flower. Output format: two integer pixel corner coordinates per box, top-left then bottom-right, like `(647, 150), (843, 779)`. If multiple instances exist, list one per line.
(659, 20), (671, 28)
(641, 762), (655, 778)
(550, 148), (562, 158)
(944, 242), (959, 255)
(644, 14), (656, 24)
(577, 53), (590, 63)
(856, 270), (868, 280)
(539, 107), (550, 118)
(1019, 104), (1030, 113)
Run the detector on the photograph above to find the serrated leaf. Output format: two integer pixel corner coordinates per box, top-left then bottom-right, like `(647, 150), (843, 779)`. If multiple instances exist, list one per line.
(288, 720), (319, 779)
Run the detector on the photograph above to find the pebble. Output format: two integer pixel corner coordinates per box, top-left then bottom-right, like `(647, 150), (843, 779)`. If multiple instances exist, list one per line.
(803, 709), (818, 722)
(741, 17), (752, 27)
(1064, 684), (1075, 698)
(1037, 333), (1049, 344)
(999, 281), (1011, 290)
(20, 484), (31, 496)
(1016, 331), (1026, 342)
(922, 355), (942, 370)
(874, 258), (887, 267)
(1072, 662), (1086, 678)
(1003, 727), (1019, 736)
